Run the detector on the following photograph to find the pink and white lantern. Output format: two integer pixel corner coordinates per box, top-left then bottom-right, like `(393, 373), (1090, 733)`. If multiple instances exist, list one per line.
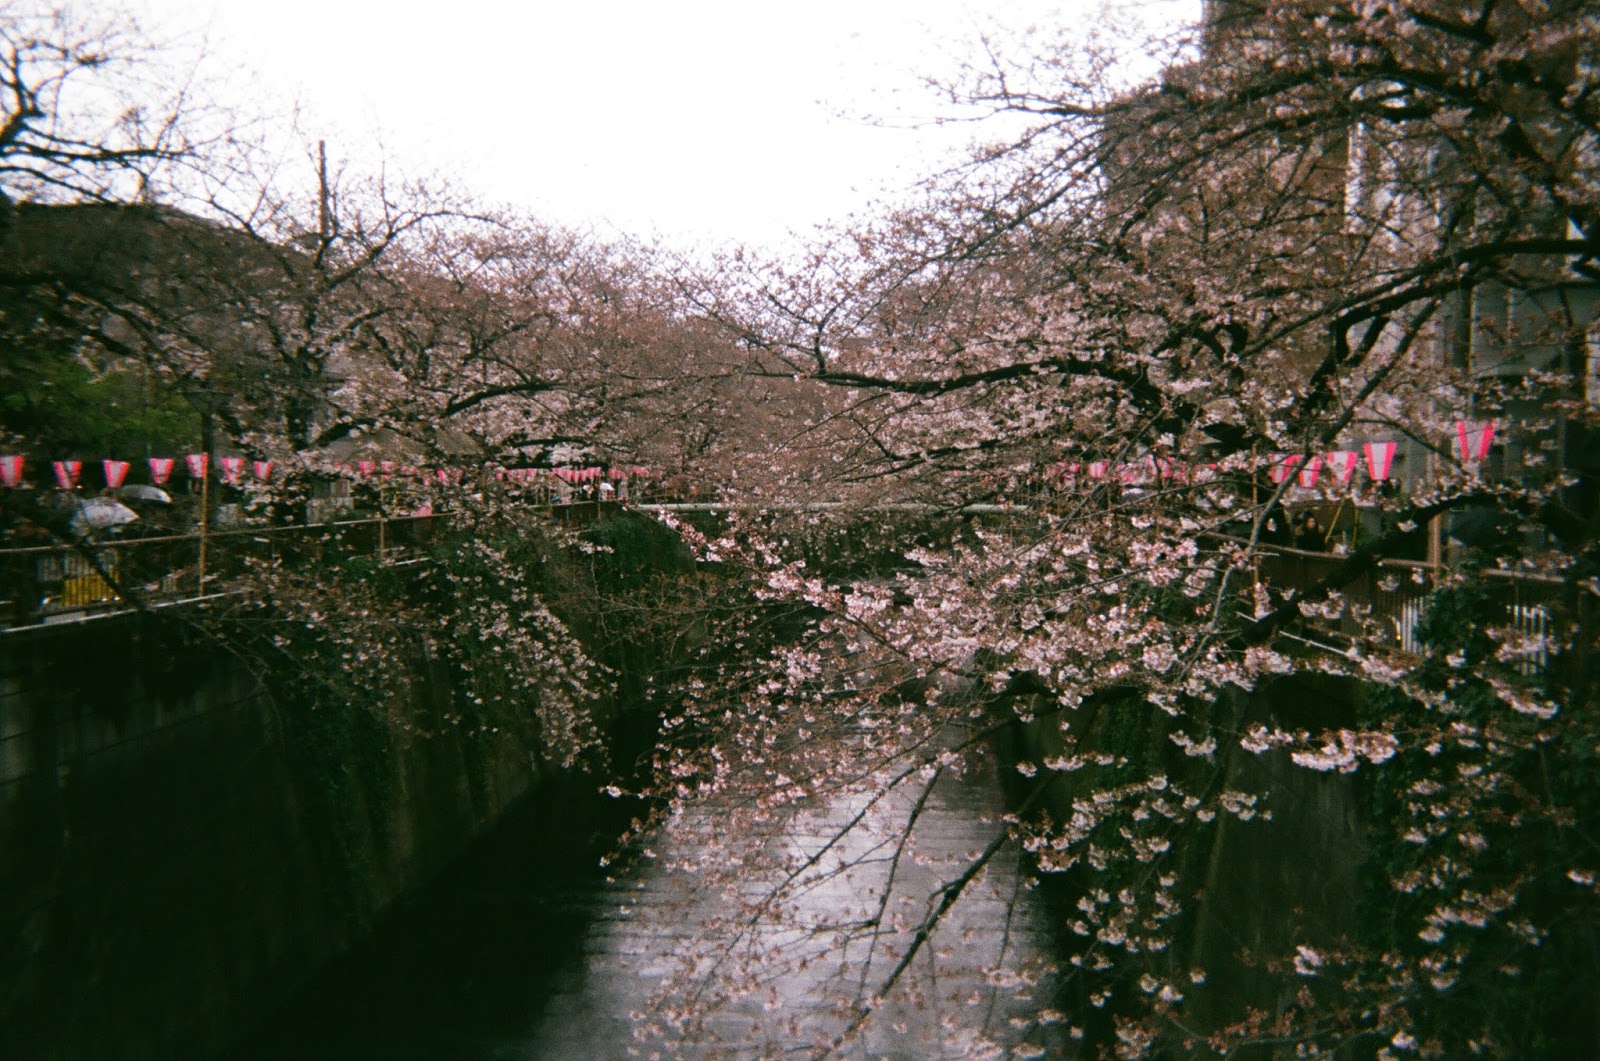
(1456, 420), (1495, 463)
(149, 457), (175, 485)
(186, 453), (209, 480)
(1296, 455), (1324, 489)
(102, 459), (130, 489)
(1326, 450), (1359, 484)
(0, 455), (24, 487)
(1363, 441), (1398, 481)
(53, 460), (82, 489)
(1268, 453), (1303, 484)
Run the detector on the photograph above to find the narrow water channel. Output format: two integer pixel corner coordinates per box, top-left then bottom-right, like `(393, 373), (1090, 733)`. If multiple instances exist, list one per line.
(231, 775), (629, 1061)
(238, 751), (1071, 1060)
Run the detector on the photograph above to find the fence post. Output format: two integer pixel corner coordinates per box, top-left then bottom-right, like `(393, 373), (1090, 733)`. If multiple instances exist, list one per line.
(197, 466), (209, 595)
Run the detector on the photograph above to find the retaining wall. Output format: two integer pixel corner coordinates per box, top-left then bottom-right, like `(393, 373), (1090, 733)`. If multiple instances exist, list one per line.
(0, 607), (548, 1060)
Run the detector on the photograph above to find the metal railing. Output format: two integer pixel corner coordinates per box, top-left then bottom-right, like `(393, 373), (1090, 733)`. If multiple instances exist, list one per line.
(0, 514), (443, 630)
(0, 491), (648, 631)
(1257, 546), (1578, 677)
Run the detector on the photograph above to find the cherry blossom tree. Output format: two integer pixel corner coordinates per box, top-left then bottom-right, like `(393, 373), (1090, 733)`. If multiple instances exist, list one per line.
(6, 2), (1598, 1055)
(1, 2), (210, 459)
(628, 2), (1600, 1056)
(0, 3), (689, 828)
(0, 1), (203, 207)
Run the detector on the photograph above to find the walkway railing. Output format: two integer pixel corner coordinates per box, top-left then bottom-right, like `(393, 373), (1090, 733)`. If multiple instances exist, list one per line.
(8, 496), (1584, 683)
(0, 493), (654, 631)
(1258, 545), (1578, 677)
(0, 514), (445, 631)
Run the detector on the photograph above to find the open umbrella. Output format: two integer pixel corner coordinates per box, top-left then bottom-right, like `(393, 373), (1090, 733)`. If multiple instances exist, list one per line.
(70, 498), (140, 535)
(116, 484), (173, 504)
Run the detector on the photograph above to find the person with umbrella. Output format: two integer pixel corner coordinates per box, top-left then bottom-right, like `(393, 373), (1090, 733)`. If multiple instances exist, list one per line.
(68, 496), (140, 537)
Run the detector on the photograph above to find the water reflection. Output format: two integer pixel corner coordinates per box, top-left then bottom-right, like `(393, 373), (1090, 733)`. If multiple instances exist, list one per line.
(522, 752), (1067, 1059)
(240, 754), (1070, 1060)
(234, 777), (630, 1061)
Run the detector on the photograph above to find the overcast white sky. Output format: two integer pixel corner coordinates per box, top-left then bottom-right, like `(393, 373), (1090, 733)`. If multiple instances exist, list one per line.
(124, 0), (1198, 254)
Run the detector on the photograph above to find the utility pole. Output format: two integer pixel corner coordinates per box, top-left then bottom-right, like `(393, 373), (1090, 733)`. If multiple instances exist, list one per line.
(189, 385), (221, 595)
(317, 140), (331, 247)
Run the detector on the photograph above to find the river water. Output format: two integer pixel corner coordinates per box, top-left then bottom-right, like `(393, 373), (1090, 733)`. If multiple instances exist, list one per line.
(239, 752), (1071, 1060)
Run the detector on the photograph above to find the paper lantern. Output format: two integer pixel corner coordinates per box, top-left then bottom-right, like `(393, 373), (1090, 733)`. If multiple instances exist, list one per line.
(1456, 421), (1495, 463)
(1268, 453), (1303, 484)
(1326, 450), (1359, 483)
(1363, 441), (1397, 481)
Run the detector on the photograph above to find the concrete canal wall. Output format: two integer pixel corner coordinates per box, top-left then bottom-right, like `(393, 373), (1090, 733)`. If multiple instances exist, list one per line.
(993, 672), (1368, 1041)
(0, 607), (555, 1059)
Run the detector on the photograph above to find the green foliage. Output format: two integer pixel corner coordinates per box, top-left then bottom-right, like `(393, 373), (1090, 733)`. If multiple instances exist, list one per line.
(1342, 576), (1600, 1057)
(579, 511), (693, 594)
(1, 357), (201, 455)
(1414, 577), (1500, 678)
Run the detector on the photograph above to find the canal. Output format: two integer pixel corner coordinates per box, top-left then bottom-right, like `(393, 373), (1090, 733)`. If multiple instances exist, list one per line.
(236, 746), (1073, 1059)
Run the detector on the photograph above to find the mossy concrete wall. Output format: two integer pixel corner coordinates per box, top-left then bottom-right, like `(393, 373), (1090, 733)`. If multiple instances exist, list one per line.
(0, 608), (552, 1060)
